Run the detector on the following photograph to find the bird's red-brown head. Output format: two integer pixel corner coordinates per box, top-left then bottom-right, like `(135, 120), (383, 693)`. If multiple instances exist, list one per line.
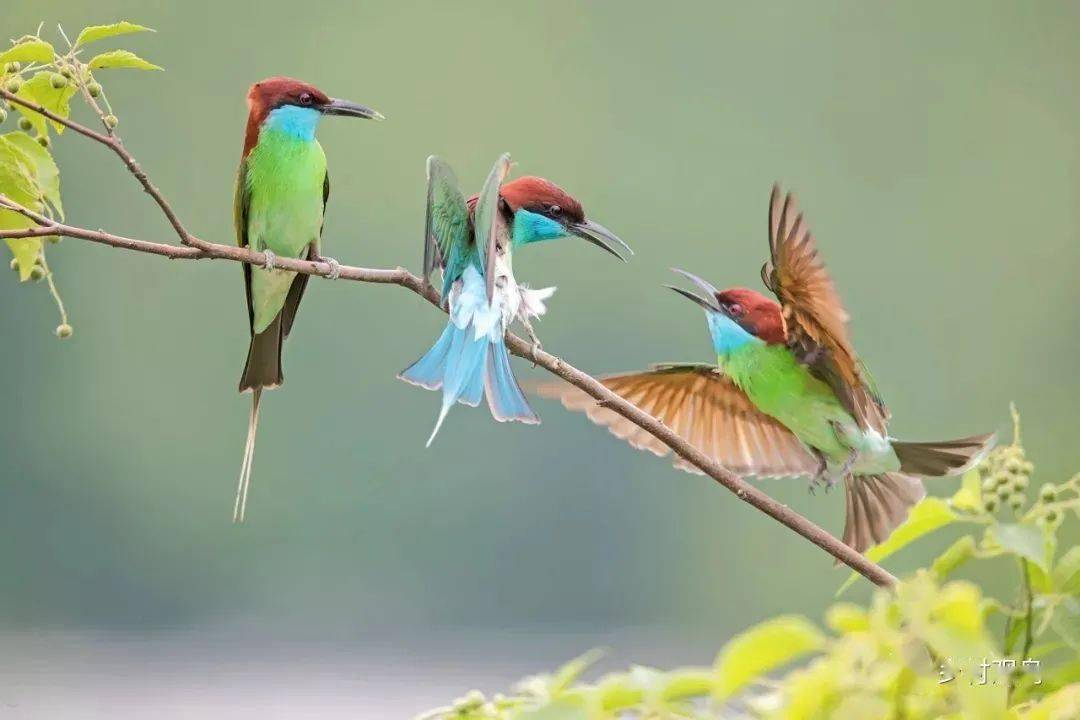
(465, 175), (631, 260)
(242, 76), (382, 155)
(668, 270), (786, 345)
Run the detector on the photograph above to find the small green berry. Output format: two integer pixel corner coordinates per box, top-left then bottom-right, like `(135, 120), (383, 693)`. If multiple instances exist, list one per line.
(49, 73), (67, 90)
(1039, 484), (1056, 503)
(28, 265), (45, 281)
(18, 116), (32, 132)
(87, 81), (102, 98)
(1009, 494), (1025, 510)
(1005, 458), (1022, 475)
(5, 77), (22, 94)
(36, 135), (49, 148)
(46, 235), (60, 245)
(59, 66), (75, 80)
(1011, 476), (1029, 492)
(997, 485), (1011, 501)
(55, 323), (73, 339)
(984, 497), (998, 513)
(103, 114), (118, 129)
(1042, 509), (1059, 525)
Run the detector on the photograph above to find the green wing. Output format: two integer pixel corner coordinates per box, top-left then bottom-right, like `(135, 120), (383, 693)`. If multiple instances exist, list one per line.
(234, 158), (255, 334)
(423, 156), (471, 302)
(473, 152), (511, 302)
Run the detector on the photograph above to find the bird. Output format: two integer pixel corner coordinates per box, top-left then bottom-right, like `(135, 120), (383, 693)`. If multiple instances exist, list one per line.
(399, 153), (632, 447)
(233, 77), (382, 522)
(537, 185), (993, 553)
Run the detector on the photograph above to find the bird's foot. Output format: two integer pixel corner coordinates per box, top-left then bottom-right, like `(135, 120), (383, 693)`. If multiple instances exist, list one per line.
(837, 450), (859, 485)
(808, 452), (830, 494)
(262, 249), (277, 270)
(528, 340), (544, 366)
(319, 255), (341, 280)
(520, 318), (543, 367)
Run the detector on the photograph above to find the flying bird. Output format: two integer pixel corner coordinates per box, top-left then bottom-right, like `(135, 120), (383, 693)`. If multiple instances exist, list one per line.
(538, 185), (993, 553)
(234, 77), (382, 522)
(400, 153), (631, 446)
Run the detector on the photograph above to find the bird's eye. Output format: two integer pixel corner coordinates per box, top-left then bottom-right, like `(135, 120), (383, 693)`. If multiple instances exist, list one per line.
(727, 303), (744, 317)
(298, 92), (313, 106)
(548, 204), (561, 216)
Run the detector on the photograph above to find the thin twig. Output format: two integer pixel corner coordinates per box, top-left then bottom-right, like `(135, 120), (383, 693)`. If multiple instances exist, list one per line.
(0, 189), (897, 587)
(0, 87), (208, 251)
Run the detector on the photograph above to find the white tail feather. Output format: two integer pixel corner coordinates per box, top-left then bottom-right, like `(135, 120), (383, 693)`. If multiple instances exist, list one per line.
(233, 389), (262, 523)
(426, 399), (452, 448)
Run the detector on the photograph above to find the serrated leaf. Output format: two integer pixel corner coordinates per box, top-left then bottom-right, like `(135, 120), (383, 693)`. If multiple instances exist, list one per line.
(0, 39), (55, 66)
(15, 72), (78, 135)
(713, 615), (824, 701)
(75, 22), (154, 48)
(838, 497), (959, 595)
(5, 131), (61, 218)
(88, 50), (162, 71)
(990, 523), (1050, 572)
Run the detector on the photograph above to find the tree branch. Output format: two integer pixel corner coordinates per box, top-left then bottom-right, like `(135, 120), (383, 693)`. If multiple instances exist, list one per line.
(0, 91), (897, 587)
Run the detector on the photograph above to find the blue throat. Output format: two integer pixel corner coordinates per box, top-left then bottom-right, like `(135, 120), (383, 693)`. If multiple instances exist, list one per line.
(706, 311), (761, 355)
(263, 105), (322, 141)
(512, 208), (567, 246)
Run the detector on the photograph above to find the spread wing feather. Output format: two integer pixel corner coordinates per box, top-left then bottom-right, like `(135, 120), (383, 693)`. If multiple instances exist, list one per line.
(762, 185), (889, 433)
(423, 156), (472, 302)
(473, 153), (511, 302)
(536, 364), (819, 479)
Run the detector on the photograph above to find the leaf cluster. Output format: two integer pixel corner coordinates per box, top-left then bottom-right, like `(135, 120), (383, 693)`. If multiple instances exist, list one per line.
(422, 409), (1080, 719)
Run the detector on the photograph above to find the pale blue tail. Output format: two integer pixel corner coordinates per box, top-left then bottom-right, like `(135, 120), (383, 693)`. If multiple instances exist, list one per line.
(399, 320), (539, 446)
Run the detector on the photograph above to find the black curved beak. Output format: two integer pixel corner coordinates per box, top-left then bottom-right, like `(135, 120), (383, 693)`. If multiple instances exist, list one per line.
(322, 97), (385, 121)
(666, 267), (721, 311)
(570, 219), (633, 262)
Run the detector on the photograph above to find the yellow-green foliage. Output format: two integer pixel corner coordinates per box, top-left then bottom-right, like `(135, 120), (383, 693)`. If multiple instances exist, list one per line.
(0, 20), (159, 334)
(423, 411), (1080, 719)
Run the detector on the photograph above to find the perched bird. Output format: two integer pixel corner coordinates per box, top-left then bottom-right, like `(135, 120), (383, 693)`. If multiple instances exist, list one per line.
(400, 154), (631, 446)
(539, 186), (993, 553)
(233, 77), (382, 522)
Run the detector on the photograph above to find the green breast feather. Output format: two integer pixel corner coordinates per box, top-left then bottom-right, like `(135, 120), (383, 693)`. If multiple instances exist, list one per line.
(241, 131), (327, 333)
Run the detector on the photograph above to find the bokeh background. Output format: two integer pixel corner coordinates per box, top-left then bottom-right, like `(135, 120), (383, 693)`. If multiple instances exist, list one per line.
(2, 1), (1078, 717)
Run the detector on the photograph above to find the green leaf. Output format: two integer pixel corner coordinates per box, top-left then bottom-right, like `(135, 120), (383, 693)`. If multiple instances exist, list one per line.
(87, 50), (162, 71)
(4, 132), (61, 218)
(75, 22), (154, 48)
(931, 535), (976, 579)
(548, 650), (602, 696)
(838, 497), (958, 595)
(1053, 546), (1080, 593)
(15, 72), (78, 135)
(0, 39), (55, 66)
(950, 469), (983, 512)
(824, 602), (870, 634)
(989, 523), (1050, 572)
(1051, 597), (1080, 650)
(713, 615), (824, 701)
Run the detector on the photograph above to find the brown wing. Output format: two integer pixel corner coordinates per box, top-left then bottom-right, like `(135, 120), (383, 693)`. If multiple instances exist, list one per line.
(536, 364), (819, 478)
(762, 185), (889, 433)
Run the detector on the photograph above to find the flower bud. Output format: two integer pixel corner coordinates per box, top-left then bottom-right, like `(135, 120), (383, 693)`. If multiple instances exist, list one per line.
(49, 73), (67, 89)
(1008, 494), (1025, 510)
(103, 114), (118, 129)
(55, 323), (73, 339)
(18, 116), (32, 131)
(59, 66), (74, 80)
(87, 81), (102, 98)
(1039, 484), (1056, 503)
(28, 265), (45, 281)
(5, 77), (21, 94)
(983, 497), (998, 513)
(37, 135), (49, 148)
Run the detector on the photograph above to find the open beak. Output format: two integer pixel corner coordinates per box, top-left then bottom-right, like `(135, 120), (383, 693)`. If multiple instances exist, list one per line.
(322, 97), (385, 121)
(570, 219), (633, 262)
(666, 267), (721, 311)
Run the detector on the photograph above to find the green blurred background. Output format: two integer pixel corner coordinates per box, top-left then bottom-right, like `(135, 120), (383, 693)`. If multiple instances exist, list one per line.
(2, 1), (1078, 716)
